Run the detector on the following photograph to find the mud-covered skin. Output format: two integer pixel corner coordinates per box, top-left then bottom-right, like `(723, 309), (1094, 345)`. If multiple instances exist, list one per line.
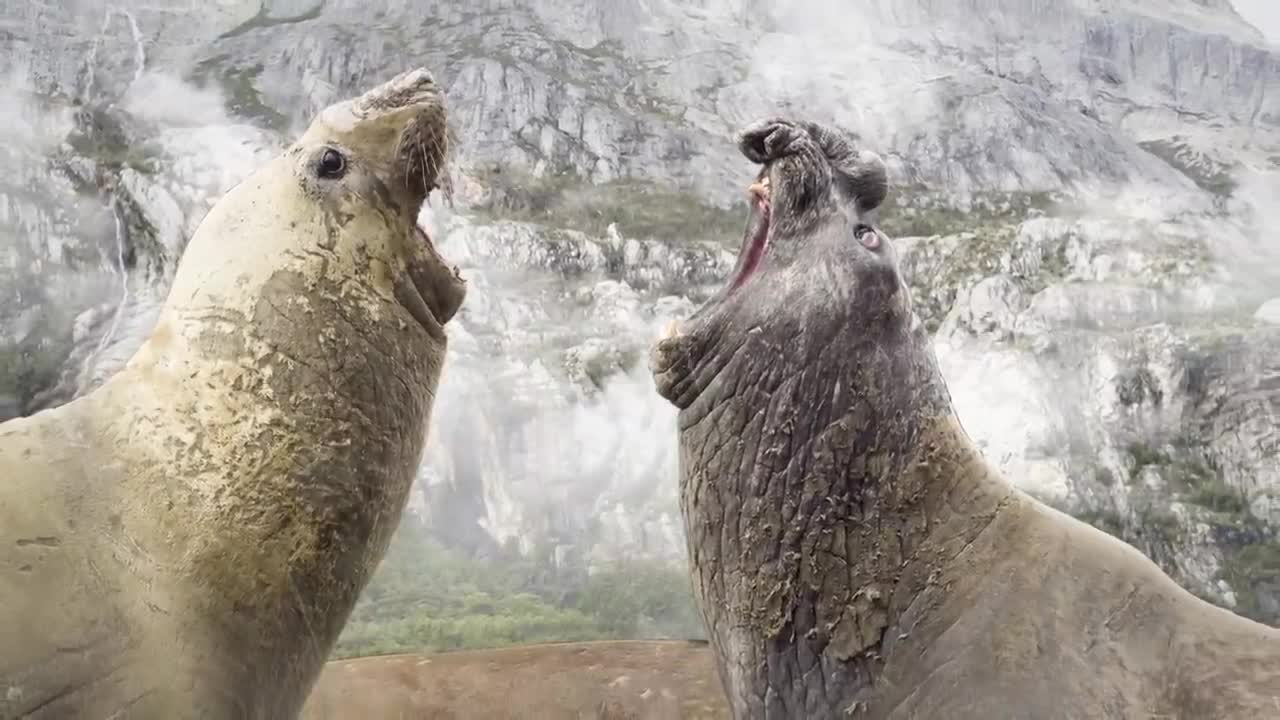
(0, 68), (465, 720)
(651, 118), (1280, 719)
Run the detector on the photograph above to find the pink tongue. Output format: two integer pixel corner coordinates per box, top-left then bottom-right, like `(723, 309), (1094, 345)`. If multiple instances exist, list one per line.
(730, 199), (770, 292)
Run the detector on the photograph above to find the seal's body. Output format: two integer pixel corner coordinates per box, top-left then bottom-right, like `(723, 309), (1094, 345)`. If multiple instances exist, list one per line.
(0, 68), (466, 720)
(651, 118), (1280, 719)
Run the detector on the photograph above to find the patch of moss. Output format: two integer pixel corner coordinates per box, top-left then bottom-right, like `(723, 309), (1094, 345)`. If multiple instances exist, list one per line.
(1219, 540), (1280, 623)
(876, 189), (1067, 330)
(65, 107), (163, 176)
(189, 58), (290, 134)
(1123, 441), (1246, 513)
(0, 311), (74, 418)
(1134, 508), (1185, 545)
(1138, 138), (1237, 198)
(468, 166), (742, 246)
(877, 188), (1056, 238)
(1125, 441), (1170, 482)
(1186, 480), (1249, 516)
(1076, 508), (1125, 537)
(218, 1), (325, 40)
(334, 513), (704, 658)
(1115, 366), (1163, 407)
(1093, 466), (1118, 487)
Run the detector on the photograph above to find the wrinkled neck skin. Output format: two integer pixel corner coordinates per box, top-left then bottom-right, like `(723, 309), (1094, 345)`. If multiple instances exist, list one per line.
(652, 119), (1010, 717)
(55, 97), (461, 716)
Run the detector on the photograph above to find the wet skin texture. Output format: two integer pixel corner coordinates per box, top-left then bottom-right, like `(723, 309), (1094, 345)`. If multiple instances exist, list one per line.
(0, 68), (465, 720)
(651, 118), (1280, 720)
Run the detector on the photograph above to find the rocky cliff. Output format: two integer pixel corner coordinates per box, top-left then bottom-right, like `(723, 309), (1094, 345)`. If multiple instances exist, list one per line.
(1, 0), (1278, 624)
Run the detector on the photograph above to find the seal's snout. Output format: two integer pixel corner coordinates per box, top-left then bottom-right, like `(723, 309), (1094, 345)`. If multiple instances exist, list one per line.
(353, 67), (441, 113)
(719, 118), (894, 296)
(326, 67), (450, 209)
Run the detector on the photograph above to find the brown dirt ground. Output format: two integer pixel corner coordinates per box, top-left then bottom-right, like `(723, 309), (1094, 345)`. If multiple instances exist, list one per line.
(300, 640), (730, 720)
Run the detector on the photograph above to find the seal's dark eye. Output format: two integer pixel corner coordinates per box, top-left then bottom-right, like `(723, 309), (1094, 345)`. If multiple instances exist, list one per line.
(855, 224), (881, 250)
(318, 148), (346, 179)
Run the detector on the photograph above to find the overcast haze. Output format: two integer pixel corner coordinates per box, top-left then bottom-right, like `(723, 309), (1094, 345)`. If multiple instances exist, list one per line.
(1233, 0), (1280, 41)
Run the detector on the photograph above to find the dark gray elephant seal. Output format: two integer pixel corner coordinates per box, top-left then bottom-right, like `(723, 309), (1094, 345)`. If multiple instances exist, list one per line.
(650, 118), (1280, 719)
(0, 68), (466, 720)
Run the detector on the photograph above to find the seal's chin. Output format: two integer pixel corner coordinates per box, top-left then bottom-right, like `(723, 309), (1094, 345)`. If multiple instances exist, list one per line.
(392, 223), (465, 339)
(728, 174), (772, 293)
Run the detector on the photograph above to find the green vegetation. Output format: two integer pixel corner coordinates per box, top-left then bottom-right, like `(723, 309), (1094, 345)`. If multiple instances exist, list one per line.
(65, 107), (163, 176)
(1221, 540), (1280, 622)
(1122, 440), (1246, 514)
(218, 1), (325, 40)
(874, 189), (1066, 332)
(1186, 479), (1249, 515)
(1104, 438), (1278, 624)
(189, 58), (291, 134)
(334, 514), (704, 659)
(0, 312), (73, 417)
(876, 188), (1056, 238)
(1076, 508), (1125, 536)
(1093, 466), (1118, 487)
(467, 166), (743, 246)
(1124, 441), (1170, 482)
(1115, 366), (1163, 407)
(1137, 138), (1237, 198)
(0, 265), (79, 417)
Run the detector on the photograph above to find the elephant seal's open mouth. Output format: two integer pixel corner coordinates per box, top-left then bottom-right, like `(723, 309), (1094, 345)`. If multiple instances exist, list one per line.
(650, 117), (1280, 720)
(730, 170), (886, 294)
(651, 118), (895, 411)
(297, 68), (465, 338)
(729, 174), (773, 292)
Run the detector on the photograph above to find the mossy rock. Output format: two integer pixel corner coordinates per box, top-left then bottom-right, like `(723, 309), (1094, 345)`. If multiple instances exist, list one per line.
(1220, 540), (1280, 622)
(876, 188), (1057, 238)
(1115, 366), (1164, 408)
(1138, 137), (1237, 198)
(467, 166), (743, 247)
(877, 189), (1070, 331)
(189, 57), (291, 134)
(65, 107), (163, 176)
(0, 317), (74, 418)
(218, 2), (324, 40)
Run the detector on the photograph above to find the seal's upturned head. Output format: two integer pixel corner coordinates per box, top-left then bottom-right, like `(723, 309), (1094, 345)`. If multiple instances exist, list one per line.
(650, 118), (937, 417)
(647, 118), (957, 717)
(90, 69), (470, 718)
(157, 68), (465, 347)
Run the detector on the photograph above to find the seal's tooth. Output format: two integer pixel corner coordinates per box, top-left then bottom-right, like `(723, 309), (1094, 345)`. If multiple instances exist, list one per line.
(662, 319), (682, 340)
(747, 177), (771, 202)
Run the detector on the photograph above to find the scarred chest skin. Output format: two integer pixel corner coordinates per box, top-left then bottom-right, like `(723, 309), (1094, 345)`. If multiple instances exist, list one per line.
(0, 68), (467, 720)
(651, 117), (1280, 720)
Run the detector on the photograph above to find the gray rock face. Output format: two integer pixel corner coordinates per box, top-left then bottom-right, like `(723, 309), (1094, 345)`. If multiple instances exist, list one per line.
(1, 0), (1278, 623)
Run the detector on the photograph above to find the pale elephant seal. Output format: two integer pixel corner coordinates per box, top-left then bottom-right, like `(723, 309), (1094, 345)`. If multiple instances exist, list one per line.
(0, 68), (466, 719)
(650, 118), (1280, 719)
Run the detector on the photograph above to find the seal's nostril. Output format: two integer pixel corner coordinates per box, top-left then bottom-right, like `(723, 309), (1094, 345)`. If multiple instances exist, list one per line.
(404, 69), (435, 89)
